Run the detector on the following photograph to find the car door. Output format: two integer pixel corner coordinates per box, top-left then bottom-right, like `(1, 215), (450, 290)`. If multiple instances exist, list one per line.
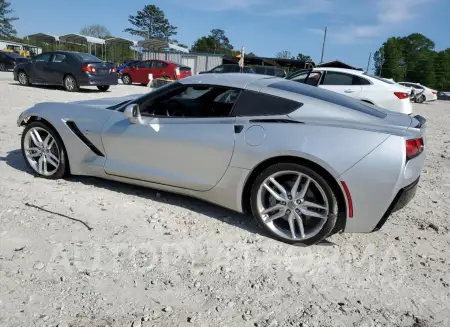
(47, 53), (68, 85)
(150, 60), (168, 79)
(100, 83), (237, 191)
(132, 60), (151, 84)
(319, 71), (363, 98)
(29, 53), (52, 83)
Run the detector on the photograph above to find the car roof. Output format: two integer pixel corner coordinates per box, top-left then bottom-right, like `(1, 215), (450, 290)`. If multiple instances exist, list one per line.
(313, 67), (365, 75)
(179, 73), (280, 89)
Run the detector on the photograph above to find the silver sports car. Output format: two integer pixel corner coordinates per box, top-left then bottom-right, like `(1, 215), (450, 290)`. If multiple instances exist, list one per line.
(17, 73), (427, 245)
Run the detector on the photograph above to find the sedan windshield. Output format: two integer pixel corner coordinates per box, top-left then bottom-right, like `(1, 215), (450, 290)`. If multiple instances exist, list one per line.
(74, 52), (103, 62)
(5, 52), (26, 59)
(364, 73), (395, 84)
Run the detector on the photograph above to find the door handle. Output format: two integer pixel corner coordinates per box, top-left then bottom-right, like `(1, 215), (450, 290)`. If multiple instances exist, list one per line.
(344, 89), (354, 93)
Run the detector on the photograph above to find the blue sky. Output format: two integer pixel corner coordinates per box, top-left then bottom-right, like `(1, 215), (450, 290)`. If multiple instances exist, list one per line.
(10, 0), (449, 70)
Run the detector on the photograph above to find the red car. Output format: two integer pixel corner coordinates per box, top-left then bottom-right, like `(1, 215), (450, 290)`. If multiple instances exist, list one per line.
(120, 59), (191, 85)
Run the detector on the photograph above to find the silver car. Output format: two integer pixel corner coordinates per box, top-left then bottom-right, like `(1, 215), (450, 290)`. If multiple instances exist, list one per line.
(17, 74), (427, 245)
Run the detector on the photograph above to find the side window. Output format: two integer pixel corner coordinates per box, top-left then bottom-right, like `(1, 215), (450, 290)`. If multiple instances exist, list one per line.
(33, 53), (52, 62)
(51, 54), (66, 63)
(140, 85), (240, 118)
(211, 65), (224, 73)
(291, 72), (321, 86)
(231, 90), (302, 117)
(152, 61), (168, 68)
(321, 72), (354, 85)
(136, 61), (150, 68)
(353, 76), (371, 85)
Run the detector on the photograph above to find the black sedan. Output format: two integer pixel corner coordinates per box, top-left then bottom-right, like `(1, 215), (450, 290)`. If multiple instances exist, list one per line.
(0, 51), (29, 72)
(13, 51), (118, 92)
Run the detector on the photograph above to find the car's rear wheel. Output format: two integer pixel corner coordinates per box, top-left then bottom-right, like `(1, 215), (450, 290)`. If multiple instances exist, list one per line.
(21, 121), (68, 179)
(250, 163), (338, 245)
(97, 85), (110, 92)
(0, 63), (6, 71)
(18, 71), (30, 86)
(122, 74), (132, 85)
(64, 75), (79, 92)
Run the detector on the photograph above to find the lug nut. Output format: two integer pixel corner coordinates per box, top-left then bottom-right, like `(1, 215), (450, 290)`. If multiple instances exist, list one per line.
(286, 210), (291, 214)
(282, 202), (286, 205)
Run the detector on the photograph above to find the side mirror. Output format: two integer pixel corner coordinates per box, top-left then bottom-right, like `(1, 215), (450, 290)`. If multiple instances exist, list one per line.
(124, 104), (140, 123)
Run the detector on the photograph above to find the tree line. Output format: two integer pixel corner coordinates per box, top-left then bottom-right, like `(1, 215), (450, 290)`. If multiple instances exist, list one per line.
(373, 33), (450, 91)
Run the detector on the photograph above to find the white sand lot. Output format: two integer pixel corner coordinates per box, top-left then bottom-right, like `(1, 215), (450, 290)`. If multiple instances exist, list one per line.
(0, 72), (449, 327)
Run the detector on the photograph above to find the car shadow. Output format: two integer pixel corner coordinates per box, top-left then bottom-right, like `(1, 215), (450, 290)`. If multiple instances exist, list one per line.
(8, 83), (110, 93)
(0, 149), (263, 238)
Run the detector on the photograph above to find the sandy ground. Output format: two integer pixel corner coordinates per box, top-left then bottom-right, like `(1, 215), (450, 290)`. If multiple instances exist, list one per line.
(0, 71), (449, 327)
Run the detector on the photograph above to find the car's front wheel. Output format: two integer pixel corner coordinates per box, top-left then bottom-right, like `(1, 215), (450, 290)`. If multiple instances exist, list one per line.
(18, 71), (30, 86)
(250, 163), (338, 246)
(64, 75), (79, 92)
(0, 63), (6, 71)
(121, 74), (132, 85)
(21, 121), (68, 179)
(97, 85), (110, 92)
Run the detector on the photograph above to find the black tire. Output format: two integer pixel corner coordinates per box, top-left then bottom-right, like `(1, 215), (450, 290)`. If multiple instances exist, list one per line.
(64, 75), (79, 92)
(21, 121), (69, 180)
(121, 74), (132, 85)
(250, 163), (338, 246)
(97, 85), (110, 92)
(18, 71), (30, 86)
(0, 63), (6, 71)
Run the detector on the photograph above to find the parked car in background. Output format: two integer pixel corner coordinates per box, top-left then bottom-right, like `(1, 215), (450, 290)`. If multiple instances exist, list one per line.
(16, 73), (426, 245)
(0, 51), (29, 71)
(286, 67), (413, 114)
(397, 82), (437, 103)
(120, 60), (191, 85)
(199, 64), (255, 74)
(437, 91), (450, 101)
(117, 60), (142, 73)
(200, 64), (287, 77)
(14, 51), (118, 92)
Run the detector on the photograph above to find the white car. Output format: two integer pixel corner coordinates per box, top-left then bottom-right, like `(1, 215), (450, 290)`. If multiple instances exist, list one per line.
(286, 67), (413, 114)
(397, 82), (438, 103)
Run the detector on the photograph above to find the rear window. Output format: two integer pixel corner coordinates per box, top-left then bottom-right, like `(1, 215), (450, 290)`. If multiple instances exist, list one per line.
(268, 80), (387, 118)
(74, 52), (103, 62)
(364, 73), (395, 84)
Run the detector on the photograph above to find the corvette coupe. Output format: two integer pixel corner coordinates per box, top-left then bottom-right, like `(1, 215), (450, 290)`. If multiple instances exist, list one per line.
(17, 73), (426, 245)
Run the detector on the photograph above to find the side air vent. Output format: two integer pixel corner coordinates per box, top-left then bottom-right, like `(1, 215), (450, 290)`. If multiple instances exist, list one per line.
(65, 121), (105, 157)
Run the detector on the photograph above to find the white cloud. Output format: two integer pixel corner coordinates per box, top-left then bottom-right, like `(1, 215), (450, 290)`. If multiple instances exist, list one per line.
(309, 0), (437, 44)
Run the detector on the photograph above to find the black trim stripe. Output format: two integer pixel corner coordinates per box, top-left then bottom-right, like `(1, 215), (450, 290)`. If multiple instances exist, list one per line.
(65, 121), (105, 157)
(249, 119), (304, 124)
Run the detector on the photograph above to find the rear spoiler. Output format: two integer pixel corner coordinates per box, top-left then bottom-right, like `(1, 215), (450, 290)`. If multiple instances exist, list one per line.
(412, 115), (426, 128)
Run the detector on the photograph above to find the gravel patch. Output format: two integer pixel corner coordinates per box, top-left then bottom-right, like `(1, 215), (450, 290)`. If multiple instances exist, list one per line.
(0, 72), (449, 327)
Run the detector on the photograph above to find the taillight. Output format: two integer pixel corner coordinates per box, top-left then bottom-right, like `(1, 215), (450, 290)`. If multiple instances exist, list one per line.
(406, 138), (423, 160)
(432, 91), (437, 94)
(175, 67), (180, 76)
(394, 92), (409, 100)
(112, 67), (117, 73)
(82, 65), (96, 73)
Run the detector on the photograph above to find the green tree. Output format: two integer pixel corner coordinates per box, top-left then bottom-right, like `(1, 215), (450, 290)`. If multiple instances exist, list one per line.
(80, 24), (111, 39)
(0, 0), (18, 38)
(124, 5), (177, 40)
(297, 53), (312, 61)
(191, 29), (234, 54)
(276, 50), (293, 59)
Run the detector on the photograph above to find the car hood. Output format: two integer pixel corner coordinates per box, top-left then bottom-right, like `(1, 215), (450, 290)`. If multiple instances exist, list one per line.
(69, 93), (144, 109)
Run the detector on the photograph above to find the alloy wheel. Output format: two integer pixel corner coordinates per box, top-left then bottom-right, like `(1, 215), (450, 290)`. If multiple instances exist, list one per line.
(256, 171), (329, 241)
(65, 76), (76, 91)
(122, 75), (131, 84)
(0, 63), (6, 71)
(23, 127), (60, 176)
(18, 72), (28, 85)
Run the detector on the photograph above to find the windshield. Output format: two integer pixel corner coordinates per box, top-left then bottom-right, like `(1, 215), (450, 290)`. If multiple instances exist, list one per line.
(364, 73), (395, 84)
(5, 52), (26, 59)
(74, 52), (103, 62)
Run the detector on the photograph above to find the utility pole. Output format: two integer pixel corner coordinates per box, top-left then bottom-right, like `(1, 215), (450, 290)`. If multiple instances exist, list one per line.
(366, 52), (371, 72)
(320, 27), (327, 63)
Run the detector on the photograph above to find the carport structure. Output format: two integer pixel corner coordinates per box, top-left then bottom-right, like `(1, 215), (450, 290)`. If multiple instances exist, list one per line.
(58, 34), (105, 59)
(25, 33), (60, 50)
(105, 37), (139, 62)
(138, 38), (189, 63)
